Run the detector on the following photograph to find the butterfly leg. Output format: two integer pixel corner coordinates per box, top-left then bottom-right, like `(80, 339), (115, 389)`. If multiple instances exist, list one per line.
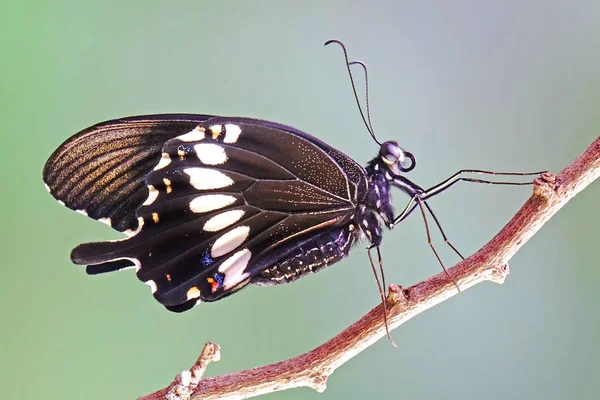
(367, 244), (396, 346)
(422, 200), (465, 260)
(413, 196), (461, 291)
(391, 191), (466, 269)
(418, 169), (546, 201)
(390, 169), (545, 227)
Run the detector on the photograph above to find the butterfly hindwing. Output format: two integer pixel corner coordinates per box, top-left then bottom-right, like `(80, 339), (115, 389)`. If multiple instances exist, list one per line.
(68, 116), (368, 311)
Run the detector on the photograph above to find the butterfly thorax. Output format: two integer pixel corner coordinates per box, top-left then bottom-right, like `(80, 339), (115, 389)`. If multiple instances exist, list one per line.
(354, 159), (395, 248)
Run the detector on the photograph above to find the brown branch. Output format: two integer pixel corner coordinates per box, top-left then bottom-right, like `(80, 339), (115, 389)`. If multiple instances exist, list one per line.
(139, 136), (600, 400)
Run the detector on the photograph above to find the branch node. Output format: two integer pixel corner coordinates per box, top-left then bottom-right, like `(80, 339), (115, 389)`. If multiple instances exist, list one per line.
(310, 375), (328, 393)
(534, 172), (558, 198)
(164, 342), (221, 400)
(388, 284), (411, 305)
(490, 262), (510, 284)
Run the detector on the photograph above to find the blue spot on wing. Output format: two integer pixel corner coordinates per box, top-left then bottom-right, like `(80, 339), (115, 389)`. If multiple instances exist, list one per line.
(200, 250), (215, 268)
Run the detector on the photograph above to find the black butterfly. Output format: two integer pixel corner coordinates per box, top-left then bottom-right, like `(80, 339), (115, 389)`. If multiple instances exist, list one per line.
(43, 41), (540, 313)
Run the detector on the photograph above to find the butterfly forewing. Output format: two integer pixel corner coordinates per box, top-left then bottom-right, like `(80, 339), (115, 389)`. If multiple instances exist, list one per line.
(43, 114), (213, 232)
(61, 116), (368, 311)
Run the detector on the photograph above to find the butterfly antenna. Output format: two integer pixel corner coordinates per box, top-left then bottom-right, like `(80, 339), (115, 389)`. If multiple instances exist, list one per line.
(325, 39), (381, 145)
(348, 60), (376, 138)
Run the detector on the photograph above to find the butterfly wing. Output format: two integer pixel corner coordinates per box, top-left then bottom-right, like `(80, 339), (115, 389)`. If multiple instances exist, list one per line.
(43, 114), (214, 233)
(53, 116), (368, 311)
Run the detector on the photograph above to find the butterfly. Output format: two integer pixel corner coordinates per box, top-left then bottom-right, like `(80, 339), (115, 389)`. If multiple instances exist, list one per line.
(42, 41), (540, 313)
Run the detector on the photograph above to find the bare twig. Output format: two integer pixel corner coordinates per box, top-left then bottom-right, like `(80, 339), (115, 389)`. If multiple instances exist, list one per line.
(139, 136), (600, 400)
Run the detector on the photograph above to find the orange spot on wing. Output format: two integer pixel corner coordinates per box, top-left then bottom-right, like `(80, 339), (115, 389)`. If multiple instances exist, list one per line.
(207, 277), (219, 293)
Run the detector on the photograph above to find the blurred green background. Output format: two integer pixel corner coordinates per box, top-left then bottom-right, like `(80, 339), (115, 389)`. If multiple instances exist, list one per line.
(1, 1), (598, 399)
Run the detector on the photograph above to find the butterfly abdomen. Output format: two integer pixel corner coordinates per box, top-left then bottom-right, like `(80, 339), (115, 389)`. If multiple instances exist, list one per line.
(251, 226), (358, 286)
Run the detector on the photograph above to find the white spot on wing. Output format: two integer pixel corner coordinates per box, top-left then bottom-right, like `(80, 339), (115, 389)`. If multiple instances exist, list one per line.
(98, 217), (112, 227)
(184, 168), (234, 190)
(211, 226), (250, 257)
(190, 194), (236, 213)
(110, 217), (145, 241)
(219, 249), (251, 289)
(194, 143), (228, 165)
(177, 126), (205, 142)
(57, 200), (65, 206)
(76, 209), (88, 216)
(143, 185), (159, 206)
(154, 152), (172, 170)
(145, 280), (157, 293)
(203, 209), (245, 232)
(224, 124), (242, 143)
(44, 183), (51, 193)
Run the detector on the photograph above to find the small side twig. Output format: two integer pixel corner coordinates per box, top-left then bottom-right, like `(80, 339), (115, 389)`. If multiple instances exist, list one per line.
(139, 136), (600, 400)
(145, 342), (221, 400)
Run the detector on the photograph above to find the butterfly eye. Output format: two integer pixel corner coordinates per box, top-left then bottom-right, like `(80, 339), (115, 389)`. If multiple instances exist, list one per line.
(379, 141), (404, 165)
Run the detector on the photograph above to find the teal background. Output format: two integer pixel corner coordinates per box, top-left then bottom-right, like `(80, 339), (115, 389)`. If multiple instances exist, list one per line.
(2, 1), (599, 399)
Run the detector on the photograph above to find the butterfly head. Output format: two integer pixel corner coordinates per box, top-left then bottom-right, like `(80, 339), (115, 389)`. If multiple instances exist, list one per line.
(378, 141), (416, 175)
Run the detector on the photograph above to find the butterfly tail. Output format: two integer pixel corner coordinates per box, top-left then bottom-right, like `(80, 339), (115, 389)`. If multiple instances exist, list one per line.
(71, 239), (140, 275)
